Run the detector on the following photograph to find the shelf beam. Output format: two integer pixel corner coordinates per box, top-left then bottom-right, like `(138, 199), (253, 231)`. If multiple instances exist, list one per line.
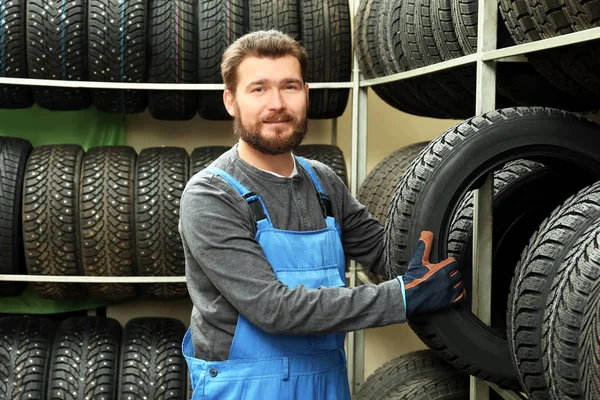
(0, 274), (186, 283)
(0, 78), (354, 90)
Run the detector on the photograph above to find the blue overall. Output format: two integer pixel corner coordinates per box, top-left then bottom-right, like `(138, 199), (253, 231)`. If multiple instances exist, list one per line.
(182, 157), (351, 400)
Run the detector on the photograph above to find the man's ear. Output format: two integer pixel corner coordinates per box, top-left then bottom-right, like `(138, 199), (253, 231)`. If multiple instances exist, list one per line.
(305, 83), (309, 101)
(223, 89), (236, 117)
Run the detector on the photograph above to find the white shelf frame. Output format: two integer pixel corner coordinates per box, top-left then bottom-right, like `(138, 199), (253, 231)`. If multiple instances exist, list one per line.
(1, 0), (597, 398)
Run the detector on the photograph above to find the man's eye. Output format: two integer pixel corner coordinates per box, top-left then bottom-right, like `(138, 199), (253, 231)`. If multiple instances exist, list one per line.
(254, 88), (263, 92)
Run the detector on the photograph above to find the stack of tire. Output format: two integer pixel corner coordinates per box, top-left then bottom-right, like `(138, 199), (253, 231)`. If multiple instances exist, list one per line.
(358, 107), (600, 399)
(0, 315), (188, 400)
(0, 136), (348, 302)
(354, 0), (600, 119)
(0, 0), (351, 120)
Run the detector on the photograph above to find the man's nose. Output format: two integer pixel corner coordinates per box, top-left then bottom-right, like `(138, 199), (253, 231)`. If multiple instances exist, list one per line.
(267, 90), (286, 111)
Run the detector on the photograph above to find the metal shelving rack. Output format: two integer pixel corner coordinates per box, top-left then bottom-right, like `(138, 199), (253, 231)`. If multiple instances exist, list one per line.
(1, 0), (600, 398)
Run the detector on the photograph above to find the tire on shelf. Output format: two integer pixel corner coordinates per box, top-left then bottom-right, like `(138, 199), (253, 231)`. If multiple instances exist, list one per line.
(79, 146), (137, 301)
(26, 0), (90, 111)
(88, 0), (148, 114)
(148, 0), (198, 120)
(117, 317), (187, 400)
(197, 0), (247, 121)
(353, 349), (459, 400)
(22, 144), (87, 299)
(0, 316), (54, 399)
(299, 0), (351, 119)
(136, 147), (189, 299)
(189, 146), (231, 177)
(357, 142), (428, 226)
(507, 181), (600, 400)
(447, 159), (589, 340)
(48, 316), (121, 400)
(383, 107), (600, 387)
(384, 375), (470, 400)
(249, 0), (298, 35)
(579, 265), (600, 400)
(497, 0), (600, 107)
(456, 0), (599, 111)
(542, 215), (600, 399)
(294, 144), (348, 187)
(0, 136), (32, 297)
(0, 0), (33, 109)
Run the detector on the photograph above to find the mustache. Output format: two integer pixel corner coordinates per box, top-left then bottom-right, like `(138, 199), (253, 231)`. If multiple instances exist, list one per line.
(262, 112), (296, 123)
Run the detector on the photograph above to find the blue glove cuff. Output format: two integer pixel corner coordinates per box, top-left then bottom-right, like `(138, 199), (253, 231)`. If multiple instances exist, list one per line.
(397, 276), (406, 311)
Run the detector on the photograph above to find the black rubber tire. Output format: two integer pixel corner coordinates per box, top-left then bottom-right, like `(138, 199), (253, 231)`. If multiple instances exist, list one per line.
(197, 0), (247, 121)
(385, 375), (469, 399)
(117, 317), (187, 400)
(249, 0), (298, 35)
(455, 0), (597, 111)
(88, 0), (148, 114)
(79, 146), (137, 301)
(357, 142), (428, 226)
(0, 0), (33, 109)
(542, 216), (600, 400)
(498, 0), (600, 104)
(390, 0), (473, 119)
(48, 316), (121, 400)
(0, 136), (32, 297)
(22, 144), (86, 300)
(135, 147), (188, 300)
(354, 350), (458, 400)
(0, 316), (55, 399)
(430, 0), (463, 61)
(507, 181), (600, 400)
(579, 275), (600, 400)
(299, 0), (351, 119)
(148, 0), (198, 121)
(383, 107), (600, 387)
(294, 144), (348, 187)
(189, 146), (231, 177)
(25, 0), (90, 111)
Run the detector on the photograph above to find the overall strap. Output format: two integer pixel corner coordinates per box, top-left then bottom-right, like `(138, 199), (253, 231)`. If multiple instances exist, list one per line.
(294, 156), (334, 218)
(206, 167), (271, 225)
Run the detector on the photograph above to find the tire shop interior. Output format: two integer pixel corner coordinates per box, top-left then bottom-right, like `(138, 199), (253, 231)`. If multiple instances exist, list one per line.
(1, 0), (600, 399)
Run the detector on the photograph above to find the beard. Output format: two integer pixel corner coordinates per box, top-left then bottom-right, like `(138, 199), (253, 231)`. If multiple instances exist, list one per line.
(233, 103), (308, 155)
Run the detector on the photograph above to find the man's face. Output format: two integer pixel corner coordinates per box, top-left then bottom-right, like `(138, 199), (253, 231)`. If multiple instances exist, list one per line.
(224, 55), (309, 155)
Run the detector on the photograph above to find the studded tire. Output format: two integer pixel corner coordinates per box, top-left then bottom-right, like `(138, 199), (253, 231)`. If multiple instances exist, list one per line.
(148, 0), (198, 120)
(294, 144), (348, 187)
(87, 0), (148, 113)
(25, 0), (90, 111)
(0, 136), (32, 297)
(383, 107), (600, 387)
(47, 316), (121, 400)
(0, 316), (55, 400)
(79, 146), (137, 301)
(22, 144), (86, 300)
(135, 147), (188, 299)
(189, 146), (230, 177)
(197, 0), (247, 121)
(117, 317), (187, 400)
(0, 0), (33, 108)
(299, 0), (351, 119)
(357, 142), (428, 226)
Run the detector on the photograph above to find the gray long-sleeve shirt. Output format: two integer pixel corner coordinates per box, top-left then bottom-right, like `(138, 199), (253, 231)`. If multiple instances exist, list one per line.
(178, 145), (405, 361)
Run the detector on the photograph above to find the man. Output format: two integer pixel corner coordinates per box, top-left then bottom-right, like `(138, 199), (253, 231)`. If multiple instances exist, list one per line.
(179, 30), (465, 400)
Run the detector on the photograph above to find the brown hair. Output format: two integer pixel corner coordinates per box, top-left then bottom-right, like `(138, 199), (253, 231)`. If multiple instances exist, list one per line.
(221, 29), (308, 94)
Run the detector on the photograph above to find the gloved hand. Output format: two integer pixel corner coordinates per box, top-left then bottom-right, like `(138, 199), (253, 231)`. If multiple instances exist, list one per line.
(397, 231), (466, 317)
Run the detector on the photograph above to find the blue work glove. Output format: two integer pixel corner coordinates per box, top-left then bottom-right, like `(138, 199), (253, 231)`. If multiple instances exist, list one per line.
(397, 231), (466, 317)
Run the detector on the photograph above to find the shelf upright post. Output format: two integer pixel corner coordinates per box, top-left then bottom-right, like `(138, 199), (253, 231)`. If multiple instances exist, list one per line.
(472, 0), (497, 398)
(345, 0), (369, 395)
